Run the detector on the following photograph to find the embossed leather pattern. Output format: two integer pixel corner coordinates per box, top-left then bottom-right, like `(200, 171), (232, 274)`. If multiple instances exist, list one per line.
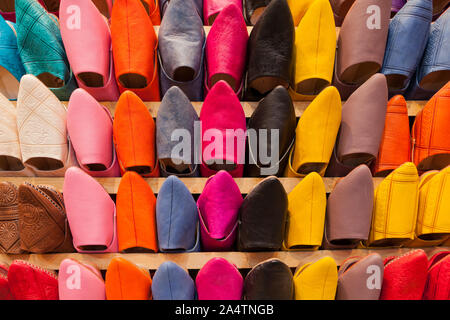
(0, 182), (21, 254)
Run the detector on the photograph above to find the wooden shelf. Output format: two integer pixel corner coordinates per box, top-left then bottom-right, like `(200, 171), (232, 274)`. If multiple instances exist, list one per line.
(0, 177), (384, 194)
(0, 247), (447, 271)
(11, 101), (427, 118)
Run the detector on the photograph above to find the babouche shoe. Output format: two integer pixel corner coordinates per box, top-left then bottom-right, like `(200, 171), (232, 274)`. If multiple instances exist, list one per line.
(0, 263), (12, 300)
(329, 0), (356, 25)
(287, 0), (316, 26)
(244, 0), (271, 25)
(160, 0), (203, 19)
(158, 0), (205, 101)
(293, 257), (338, 300)
(63, 167), (118, 253)
(141, 0), (161, 25)
(152, 261), (196, 300)
(196, 258), (243, 300)
(58, 259), (105, 300)
(111, 0), (160, 101)
(204, 0), (242, 25)
(423, 251), (450, 300)
(60, 0), (119, 101)
(0, 182), (21, 254)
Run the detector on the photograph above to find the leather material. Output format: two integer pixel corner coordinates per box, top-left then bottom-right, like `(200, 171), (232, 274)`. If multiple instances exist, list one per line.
(58, 259), (105, 300)
(368, 163), (419, 247)
(374, 95), (411, 176)
(67, 89), (120, 177)
(141, 0), (161, 25)
(245, 0), (294, 99)
(293, 257), (338, 300)
(0, 1), (16, 22)
(111, 0), (160, 101)
(16, 0), (77, 100)
(244, 258), (293, 300)
(204, 0), (242, 25)
(381, 0), (432, 96)
(60, 0), (119, 101)
(336, 254), (383, 300)
(324, 165), (374, 249)
(406, 8), (450, 99)
(283, 172), (326, 250)
(197, 171), (242, 251)
(205, 4), (248, 95)
(158, 0), (205, 101)
(152, 261), (196, 300)
(286, 86), (341, 177)
(423, 251), (450, 300)
(290, 0), (336, 101)
(8, 260), (58, 300)
(237, 177), (288, 251)
(287, 0), (316, 26)
(391, 0), (407, 14)
(160, 0), (203, 18)
(196, 257), (243, 300)
(105, 257), (152, 300)
(157, 176), (200, 252)
(380, 249), (428, 300)
(247, 86), (296, 177)
(117, 171), (158, 253)
(0, 263), (12, 300)
(0, 16), (25, 99)
(326, 74), (388, 177)
(333, 0), (390, 100)
(0, 182), (21, 254)
(200, 81), (246, 177)
(156, 86), (199, 178)
(244, 0), (271, 25)
(17, 74), (79, 177)
(63, 167), (118, 253)
(330, 0), (356, 26)
(18, 182), (74, 253)
(412, 82), (450, 171)
(113, 91), (159, 177)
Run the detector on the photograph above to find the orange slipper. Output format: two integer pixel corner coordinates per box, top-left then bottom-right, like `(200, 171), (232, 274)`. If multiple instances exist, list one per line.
(111, 0), (160, 101)
(105, 257), (152, 300)
(142, 0), (161, 25)
(117, 171), (158, 253)
(113, 91), (159, 177)
(374, 95), (411, 176)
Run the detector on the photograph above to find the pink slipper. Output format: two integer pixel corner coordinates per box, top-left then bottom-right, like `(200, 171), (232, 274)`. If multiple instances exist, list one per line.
(204, 0), (243, 25)
(58, 258), (106, 300)
(60, 0), (119, 101)
(63, 166), (118, 253)
(200, 81), (246, 177)
(67, 89), (120, 177)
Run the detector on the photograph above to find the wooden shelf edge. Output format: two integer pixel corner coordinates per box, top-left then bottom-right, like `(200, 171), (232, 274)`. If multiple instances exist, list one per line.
(0, 247), (446, 271)
(0, 177), (384, 194)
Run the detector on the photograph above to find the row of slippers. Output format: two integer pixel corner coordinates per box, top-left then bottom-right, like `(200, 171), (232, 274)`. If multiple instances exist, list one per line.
(0, 0), (449, 103)
(1, 72), (449, 179)
(0, 249), (449, 300)
(1, 161), (450, 255)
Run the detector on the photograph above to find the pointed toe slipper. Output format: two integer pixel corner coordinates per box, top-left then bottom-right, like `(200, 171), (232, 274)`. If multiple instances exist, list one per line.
(0, 182), (21, 254)
(197, 171), (242, 251)
(204, 0), (242, 25)
(196, 257), (243, 300)
(111, 0), (160, 101)
(333, 0), (390, 99)
(60, 0), (119, 101)
(247, 86), (296, 177)
(283, 172), (326, 250)
(141, 0), (161, 25)
(63, 167), (118, 253)
(200, 81), (246, 177)
(67, 89), (120, 177)
(113, 91), (159, 177)
(205, 4), (247, 95)
(58, 259), (105, 300)
(329, 0), (356, 26)
(117, 171), (158, 253)
(105, 257), (152, 300)
(336, 254), (383, 300)
(237, 177), (287, 251)
(244, 258), (294, 300)
(423, 251), (450, 300)
(16, 0), (77, 100)
(286, 86), (341, 177)
(244, 0), (272, 25)
(245, 0), (294, 100)
(158, 0), (205, 101)
(156, 86), (199, 177)
(0, 16), (25, 99)
(0, 263), (13, 300)
(156, 176), (200, 252)
(289, 0), (336, 101)
(293, 257), (338, 300)
(160, 0), (203, 19)
(152, 261), (196, 300)
(323, 165), (374, 249)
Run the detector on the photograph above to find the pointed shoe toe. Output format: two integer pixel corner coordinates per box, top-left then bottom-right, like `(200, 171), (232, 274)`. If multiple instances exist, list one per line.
(152, 261), (195, 300)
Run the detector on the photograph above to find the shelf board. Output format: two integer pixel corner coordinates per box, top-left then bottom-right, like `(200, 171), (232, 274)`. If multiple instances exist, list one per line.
(0, 177), (384, 194)
(0, 247), (446, 271)
(13, 101), (426, 118)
